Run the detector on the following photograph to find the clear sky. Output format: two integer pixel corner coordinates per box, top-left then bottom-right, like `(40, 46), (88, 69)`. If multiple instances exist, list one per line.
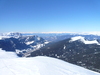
(0, 0), (100, 33)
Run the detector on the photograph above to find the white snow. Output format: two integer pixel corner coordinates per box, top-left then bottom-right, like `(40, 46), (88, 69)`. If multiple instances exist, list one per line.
(63, 45), (66, 49)
(0, 56), (100, 75)
(33, 44), (44, 49)
(0, 32), (22, 39)
(0, 49), (18, 59)
(0, 48), (100, 75)
(70, 36), (100, 45)
(26, 41), (34, 45)
(44, 41), (49, 44)
(37, 37), (40, 40)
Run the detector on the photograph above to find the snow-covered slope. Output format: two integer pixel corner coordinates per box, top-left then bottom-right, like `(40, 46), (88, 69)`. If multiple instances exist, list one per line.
(0, 49), (18, 59)
(70, 36), (100, 45)
(0, 49), (100, 75)
(0, 57), (100, 75)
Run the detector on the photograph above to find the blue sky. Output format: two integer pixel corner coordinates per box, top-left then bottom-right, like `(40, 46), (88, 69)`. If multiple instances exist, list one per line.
(0, 0), (100, 33)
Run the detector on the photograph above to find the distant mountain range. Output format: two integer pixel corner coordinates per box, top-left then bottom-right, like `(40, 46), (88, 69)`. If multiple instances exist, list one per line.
(0, 32), (49, 56)
(22, 32), (100, 42)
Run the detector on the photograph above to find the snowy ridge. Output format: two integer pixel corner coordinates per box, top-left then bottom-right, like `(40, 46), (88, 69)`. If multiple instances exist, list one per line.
(26, 41), (35, 45)
(70, 36), (100, 45)
(0, 32), (49, 56)
(0, 49), (100, 75)
(0, 58), (100, 75)
(0, 32), (22, 39)
(0, 57), (100, 75)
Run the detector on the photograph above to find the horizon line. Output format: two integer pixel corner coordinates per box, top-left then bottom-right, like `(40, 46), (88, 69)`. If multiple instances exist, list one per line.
(2, 31), (100, 35)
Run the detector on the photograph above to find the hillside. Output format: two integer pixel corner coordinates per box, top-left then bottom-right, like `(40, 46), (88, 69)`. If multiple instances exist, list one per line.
(0, 48), (99, 75)
(28, 36), (100, 72)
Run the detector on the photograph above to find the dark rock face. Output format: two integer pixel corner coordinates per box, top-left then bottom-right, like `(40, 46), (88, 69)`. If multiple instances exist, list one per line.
(29, 38), (100, 73)
(0, 35), (47, 52)
(0, 38), (30, 51)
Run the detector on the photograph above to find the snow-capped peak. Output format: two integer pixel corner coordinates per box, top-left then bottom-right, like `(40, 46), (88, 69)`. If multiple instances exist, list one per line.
(70, 36), (100, 45)
(0, 32), (22, 39)
(4, 32), (22, 38)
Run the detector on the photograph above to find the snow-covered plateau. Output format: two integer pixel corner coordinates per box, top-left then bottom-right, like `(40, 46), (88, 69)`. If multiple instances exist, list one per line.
(70, 36), (100, 45)
(0, 49), (100, 75)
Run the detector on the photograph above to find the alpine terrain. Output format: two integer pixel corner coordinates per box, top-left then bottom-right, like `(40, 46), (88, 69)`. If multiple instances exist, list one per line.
(0, 32), (100, 74)
(0, 48), (100, 75)
(0, 32), (49, 56)
(28, 36), (100, 73)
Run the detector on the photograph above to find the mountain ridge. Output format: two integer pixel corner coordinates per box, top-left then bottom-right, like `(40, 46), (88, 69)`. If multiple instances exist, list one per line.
(0, 32), (49, 56)
(28, 36), (100, 72)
